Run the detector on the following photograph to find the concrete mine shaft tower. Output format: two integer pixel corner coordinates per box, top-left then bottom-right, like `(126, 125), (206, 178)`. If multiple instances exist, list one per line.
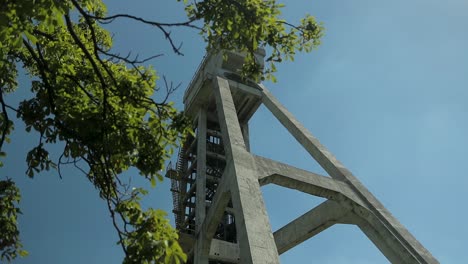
(166, 50), (439, 264)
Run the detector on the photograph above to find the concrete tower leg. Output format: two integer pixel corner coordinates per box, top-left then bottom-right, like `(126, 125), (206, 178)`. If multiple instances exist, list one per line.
(194, 108), (209, 264)
(213, 76), (280, 264)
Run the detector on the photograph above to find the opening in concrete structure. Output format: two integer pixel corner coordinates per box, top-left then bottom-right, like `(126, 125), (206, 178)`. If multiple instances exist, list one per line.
(279, 224), (390, 264)
(261, 181), (390, 264)
(249, 104), (330, 177)
(261, 184), (326, 232)
(211, 198), (237, 244)
(249, 102), (391, 263)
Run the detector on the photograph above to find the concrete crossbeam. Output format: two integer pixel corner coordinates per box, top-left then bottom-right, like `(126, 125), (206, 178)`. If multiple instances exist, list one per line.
(209, 239), (240, 263)
(254, 155), (366, 207)
(226, 79), (263, 97)
(274, 200), (351, 254)
(178, 234), (240, 263)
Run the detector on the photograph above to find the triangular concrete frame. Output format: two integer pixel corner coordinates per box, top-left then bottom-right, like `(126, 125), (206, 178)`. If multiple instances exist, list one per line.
(174, 50), (439, 264)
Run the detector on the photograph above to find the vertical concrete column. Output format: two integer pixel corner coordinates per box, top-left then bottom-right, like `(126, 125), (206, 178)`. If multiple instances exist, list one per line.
(195, 108), (208, 264)
(241, 123), (250, 152)
(214, 76), (280, 264)
(195, 108), (207, 231)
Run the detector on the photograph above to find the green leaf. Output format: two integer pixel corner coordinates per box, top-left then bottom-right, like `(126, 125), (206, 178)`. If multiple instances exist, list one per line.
(23, 31), (37, 44)
(150, 175), (156, 188)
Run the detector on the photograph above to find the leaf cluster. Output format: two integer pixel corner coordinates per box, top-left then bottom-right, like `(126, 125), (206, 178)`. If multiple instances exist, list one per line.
(181, 0), (324, 81)
(0, 0), (323, 263)
(117, 192), (186, 264)
(0, 179), (28, 262)
(1, 0), (190, 263)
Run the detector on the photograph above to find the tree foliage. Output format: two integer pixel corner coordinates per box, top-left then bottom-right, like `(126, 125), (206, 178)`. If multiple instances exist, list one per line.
(183, 0), (323, 81)
(0, 0), (323, 263)
(0, 179), (27, 262)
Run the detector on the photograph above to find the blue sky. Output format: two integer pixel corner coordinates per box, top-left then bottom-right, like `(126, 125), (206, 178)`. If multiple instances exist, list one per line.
(4, 0), (468, 263)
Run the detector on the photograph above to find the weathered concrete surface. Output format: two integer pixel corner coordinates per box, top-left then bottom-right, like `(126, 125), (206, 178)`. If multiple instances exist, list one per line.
(241, 123), (250, 152)
(178, 233), (240, 263)
(209, 239), (240, 263)
(354, 212), (425, 264)
(195, 109), (208, 231)
(254, 155), (366, 207)
(214, 76), (280, 264)
(274, 200), (351, 254)
(260, 85), (439, 264)
(194, 108), (208, 264)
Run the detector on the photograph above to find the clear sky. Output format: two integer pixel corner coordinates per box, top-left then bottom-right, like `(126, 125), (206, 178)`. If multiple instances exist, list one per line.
(4, 0), (468, 263)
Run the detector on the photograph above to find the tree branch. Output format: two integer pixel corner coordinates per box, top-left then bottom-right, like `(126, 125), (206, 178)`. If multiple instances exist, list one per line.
(75, 4), (199, 55)
(0, 89), (10, 152)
